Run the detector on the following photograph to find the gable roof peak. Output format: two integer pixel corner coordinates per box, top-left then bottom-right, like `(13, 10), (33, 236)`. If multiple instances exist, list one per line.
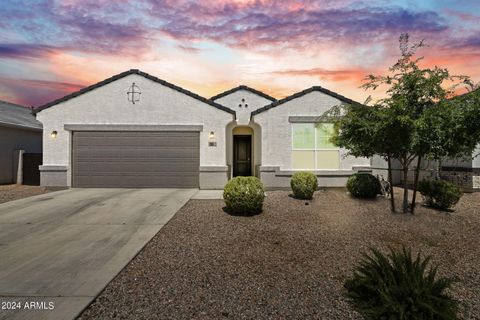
(34, 69), (235, 115)
(251, 85), (362, 116)
(211, 85), (276, 102)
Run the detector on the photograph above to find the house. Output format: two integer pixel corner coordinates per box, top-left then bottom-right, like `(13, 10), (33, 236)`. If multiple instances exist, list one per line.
(34, 69), (370, 189)
(372, 153), (480, 192)
(0, 100), (42, 184)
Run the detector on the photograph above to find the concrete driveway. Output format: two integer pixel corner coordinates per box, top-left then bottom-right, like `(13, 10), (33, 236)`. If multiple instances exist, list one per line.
(0, 188), (197, 320)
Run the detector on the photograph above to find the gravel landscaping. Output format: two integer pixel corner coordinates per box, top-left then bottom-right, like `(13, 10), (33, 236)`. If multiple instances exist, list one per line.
(78, 188), (480, 320)
(0, 184), (49, 204)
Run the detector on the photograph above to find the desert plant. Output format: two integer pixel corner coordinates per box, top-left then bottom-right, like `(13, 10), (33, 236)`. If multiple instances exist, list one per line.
(223, 176), (265, 214)
(344, 247), (458, 320)
(346, 173), (381, 199)
(290, 172), (318, 199)
(418, 179), (463, 210)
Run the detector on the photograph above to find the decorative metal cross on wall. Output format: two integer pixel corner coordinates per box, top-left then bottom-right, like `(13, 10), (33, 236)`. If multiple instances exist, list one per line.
(127, 82), (141, 104)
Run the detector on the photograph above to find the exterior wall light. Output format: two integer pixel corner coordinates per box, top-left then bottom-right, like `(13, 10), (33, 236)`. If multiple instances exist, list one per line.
(209, 131), (215, 139)
(50, 130), (58, 138)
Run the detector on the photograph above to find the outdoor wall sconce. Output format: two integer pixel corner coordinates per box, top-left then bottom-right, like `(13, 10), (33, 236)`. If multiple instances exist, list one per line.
(127, 82), (141, 104)
(50, 130), (58, 138)
(209, 131), (215, 139)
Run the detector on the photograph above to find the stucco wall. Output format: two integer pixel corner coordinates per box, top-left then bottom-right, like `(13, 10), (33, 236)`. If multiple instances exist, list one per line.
(253, 90), (370, 171)
(0, 126), (42, 184)
(213, 90), (272, 125)
(36, 74), (234, 186)
(472, 146), (480, 168)
(370, 155), (404, 185)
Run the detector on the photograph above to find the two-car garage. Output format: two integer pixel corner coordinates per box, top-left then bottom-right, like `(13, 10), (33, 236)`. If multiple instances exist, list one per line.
(35, 69), (235, 189)
(72, 131), (200, 188)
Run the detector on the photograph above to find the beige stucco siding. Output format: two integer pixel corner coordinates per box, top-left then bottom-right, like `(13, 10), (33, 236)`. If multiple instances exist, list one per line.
(213, 90), (272, 125)
(37, 74), (234, 186)
(215, 90), (270, 176)
(253, 90), (370, 170)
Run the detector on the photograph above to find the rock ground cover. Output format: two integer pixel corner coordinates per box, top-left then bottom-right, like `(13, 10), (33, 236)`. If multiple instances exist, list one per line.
(0, 184), (49, 204)
(78, 188), (480, 319)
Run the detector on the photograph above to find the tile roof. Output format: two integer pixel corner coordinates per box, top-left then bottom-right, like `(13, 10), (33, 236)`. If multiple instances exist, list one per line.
(251, 86), (362, 116)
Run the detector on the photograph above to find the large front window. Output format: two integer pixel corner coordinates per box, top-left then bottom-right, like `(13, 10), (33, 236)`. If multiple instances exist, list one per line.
(292, 123), (339, 169)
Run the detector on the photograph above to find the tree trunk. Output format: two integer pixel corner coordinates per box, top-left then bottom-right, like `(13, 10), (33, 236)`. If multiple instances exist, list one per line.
(402, 164), (409, 213)
(410, 156), (422, 215)
(434, 159), (442, 180)
(387, 156), (395, 212)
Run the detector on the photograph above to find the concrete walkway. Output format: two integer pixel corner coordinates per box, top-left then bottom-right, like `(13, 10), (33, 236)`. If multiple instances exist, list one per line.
(191, 189), (223, 199)
(0, 188), (196, 320)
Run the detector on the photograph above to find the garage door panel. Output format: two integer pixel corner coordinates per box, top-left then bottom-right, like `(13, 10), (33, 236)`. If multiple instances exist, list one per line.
(74, 175), (198, 188)
(75, 138), (198, 148)
(72, 131), (199, 188)
(74, 132), (199, 148)
(75, 148), (198, 160)
(75, 161), (199, 173)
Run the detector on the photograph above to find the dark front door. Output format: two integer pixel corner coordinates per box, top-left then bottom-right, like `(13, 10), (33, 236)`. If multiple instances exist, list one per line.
(233, 135), (252, 177)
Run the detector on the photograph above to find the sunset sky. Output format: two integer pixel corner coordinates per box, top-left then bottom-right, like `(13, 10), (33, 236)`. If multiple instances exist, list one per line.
(1, 0), (479, 107)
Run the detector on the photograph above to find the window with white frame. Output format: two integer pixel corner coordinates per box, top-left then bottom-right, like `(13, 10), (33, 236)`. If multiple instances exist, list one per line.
(291, 123), (339, 170)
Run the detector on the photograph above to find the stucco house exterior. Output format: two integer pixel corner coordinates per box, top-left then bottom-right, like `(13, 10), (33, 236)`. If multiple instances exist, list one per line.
(0, 100), (42, 184)
(34, 69), (370, 189)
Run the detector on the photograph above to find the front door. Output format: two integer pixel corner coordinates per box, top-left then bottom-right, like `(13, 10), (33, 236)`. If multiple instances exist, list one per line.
(233, 135), (252, 176)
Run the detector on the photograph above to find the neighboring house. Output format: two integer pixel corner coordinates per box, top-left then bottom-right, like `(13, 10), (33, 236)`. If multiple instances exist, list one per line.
(440, 150), (480, 192)
(372, 154), (480, 192)
(0, 100), (42, 184)
(34, 69), (370, 189)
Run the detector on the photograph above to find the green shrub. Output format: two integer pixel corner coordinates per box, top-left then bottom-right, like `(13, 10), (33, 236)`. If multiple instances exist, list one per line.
(346, 173), (381, 198)
(344, 247), (458, 320)
(223, 176), (265, 214)
(418, 179), (463, 210)
(290, 172), (318, 199)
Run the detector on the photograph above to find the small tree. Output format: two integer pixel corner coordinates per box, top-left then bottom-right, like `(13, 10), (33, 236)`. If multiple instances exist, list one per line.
(328, 35), (480, 213)
(361, 34), (471, 213)
(331, 103), (401, 212)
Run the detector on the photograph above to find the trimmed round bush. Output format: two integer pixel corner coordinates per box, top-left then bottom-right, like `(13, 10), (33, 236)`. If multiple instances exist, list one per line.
(346, 173), (381, 199)
(344, 247), (458, 320)
(418, 179), (463, 211)
(223, 176), (265, 214)
(290, 172), (318, 199)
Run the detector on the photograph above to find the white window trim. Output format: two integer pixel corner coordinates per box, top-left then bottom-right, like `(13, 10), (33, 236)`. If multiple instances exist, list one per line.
(291, 123), (340, 170)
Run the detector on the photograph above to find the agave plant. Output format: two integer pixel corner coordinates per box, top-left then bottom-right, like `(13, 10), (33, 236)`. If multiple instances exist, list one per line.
(344, 247), (458, 320)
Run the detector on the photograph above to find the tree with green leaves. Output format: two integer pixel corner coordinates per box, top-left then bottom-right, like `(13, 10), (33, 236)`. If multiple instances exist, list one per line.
(361, 34), (471, 213)
(333, 34), (479, 213)
(330, 103), (400, 212)
(415, 87), (480, 183)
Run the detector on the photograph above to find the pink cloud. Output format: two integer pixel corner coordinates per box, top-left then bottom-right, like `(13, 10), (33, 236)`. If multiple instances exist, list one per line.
(271, 67), (371, 82)
(0, 77), (85, 107)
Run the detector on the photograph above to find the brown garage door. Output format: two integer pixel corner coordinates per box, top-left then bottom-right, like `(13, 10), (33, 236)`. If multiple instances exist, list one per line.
(72, 131), (199, 188)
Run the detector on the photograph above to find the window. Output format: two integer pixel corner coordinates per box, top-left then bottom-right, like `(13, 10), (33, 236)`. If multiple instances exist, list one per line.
(292, 123), (339, 170)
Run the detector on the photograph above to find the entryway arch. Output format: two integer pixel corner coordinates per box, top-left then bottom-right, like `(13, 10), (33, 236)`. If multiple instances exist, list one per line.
(225, 121), (261, 178)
